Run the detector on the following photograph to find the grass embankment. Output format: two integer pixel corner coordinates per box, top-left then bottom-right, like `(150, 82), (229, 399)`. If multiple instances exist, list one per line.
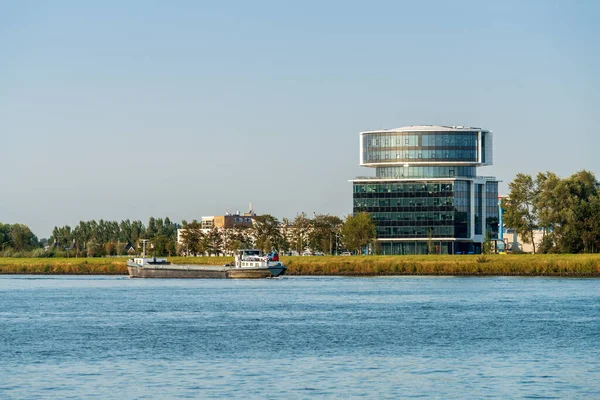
(0, 254), (599, 276)
(282, 254), (600, 276)
(0, 257), (129, 275)
(0, 256), (232, 275)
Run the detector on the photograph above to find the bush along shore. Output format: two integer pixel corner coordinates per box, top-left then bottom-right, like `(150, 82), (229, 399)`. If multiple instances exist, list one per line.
(0, 254), (599, 276)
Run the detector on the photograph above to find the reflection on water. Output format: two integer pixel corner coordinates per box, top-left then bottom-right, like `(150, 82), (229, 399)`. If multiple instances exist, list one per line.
(0, 276), (599, 398)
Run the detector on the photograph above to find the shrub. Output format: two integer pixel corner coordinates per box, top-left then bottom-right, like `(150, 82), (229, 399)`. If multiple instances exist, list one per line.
(31, 248), (45, 258)
(476, 255), (489, 263)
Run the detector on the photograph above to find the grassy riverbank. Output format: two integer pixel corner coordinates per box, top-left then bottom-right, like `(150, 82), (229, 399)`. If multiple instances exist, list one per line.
(0, 254), (599, 276)
(283, 254), (600, 276)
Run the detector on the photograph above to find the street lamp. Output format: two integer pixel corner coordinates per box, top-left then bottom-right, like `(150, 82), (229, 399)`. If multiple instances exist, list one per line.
(329, 231), (340, 255)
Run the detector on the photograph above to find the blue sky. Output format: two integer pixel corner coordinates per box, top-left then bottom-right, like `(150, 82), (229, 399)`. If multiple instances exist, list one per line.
(1, 0), (599, 237)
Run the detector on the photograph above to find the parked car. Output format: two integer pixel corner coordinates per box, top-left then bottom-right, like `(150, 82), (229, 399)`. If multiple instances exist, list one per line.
(314, 251), (325, 256)
(302, 251), (313, 256)
(341, 251), (352, 256)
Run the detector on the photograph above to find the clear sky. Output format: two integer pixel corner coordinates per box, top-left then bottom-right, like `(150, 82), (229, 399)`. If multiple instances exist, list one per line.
(1, 0), (599, 238)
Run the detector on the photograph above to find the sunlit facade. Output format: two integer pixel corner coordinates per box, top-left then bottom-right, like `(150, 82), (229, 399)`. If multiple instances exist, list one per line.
(352, 125), (499, 255)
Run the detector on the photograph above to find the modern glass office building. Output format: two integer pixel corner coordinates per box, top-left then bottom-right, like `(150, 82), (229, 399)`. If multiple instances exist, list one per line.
(352, 125), (499, 255)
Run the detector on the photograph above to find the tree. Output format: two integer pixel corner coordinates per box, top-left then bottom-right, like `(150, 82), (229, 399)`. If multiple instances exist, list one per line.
(552, 170), (600, 253)
(427, 228), (435, 254)
(205, 227), (223, 256)
(0, 223), (12, 252)
(308, 214), (343, 254)
(144, 217), (179, 256)
(179, 220), (205, 256)
(105, 242), (116, 256)
(147, 217), (157, 239)
(278, 218), (292, 254)
(50, 225), (73, 249)
(482, 229), (492, 254)
(130, 220), (146, 245)
(502, 173), (539, 253)
(231, 225), (253, 252)
(504, 170), (600, 254)
(10, 224), (38, 252)
(535, 171), (562, 251)
(291, 214), (311, 254)
(252, 214), (282, 253)
(340, 212), (376, 254)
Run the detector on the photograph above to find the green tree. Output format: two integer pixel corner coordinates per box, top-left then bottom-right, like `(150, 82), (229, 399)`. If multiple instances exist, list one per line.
(10, 224), (38, 252)
(130, 220), (146, 245)
(291, 213), (311, 254)
(119, 220), (133, 243)
(232, 225), (253, 251)
(105, 242), (116, 256)
(340, 212), (376, 254)
(252, 214), (282, 253)
(502, 173), (539, 253)
(50, 225), (73, 249)
(535, 171), (562, 251)
(144, 217), (179, 256)
(308, 214), (343, 254)
(482, 229), (492, 254)
(552, 170), (600, 253)
(278, 218), (292, 254)
(179, 220), (205, 256)
(205, 227), (223, 256)
(0, 223), (13, 253)
(147, 217), (158, 239)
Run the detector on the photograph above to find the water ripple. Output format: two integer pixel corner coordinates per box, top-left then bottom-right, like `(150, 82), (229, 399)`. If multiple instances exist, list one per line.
(0, 276), (599, 399)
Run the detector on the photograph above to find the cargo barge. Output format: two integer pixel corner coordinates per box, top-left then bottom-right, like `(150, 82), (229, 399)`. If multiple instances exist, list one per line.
(127, 249), (286, 279)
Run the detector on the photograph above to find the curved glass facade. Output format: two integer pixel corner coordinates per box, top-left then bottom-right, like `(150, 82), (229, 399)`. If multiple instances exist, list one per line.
(362, 131), (481, 164)
(376, 166), (476, 179)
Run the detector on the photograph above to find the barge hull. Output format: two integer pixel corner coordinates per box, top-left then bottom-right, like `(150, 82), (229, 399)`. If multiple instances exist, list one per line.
(127, 266), (285, 279)
(128, 266), (228, 279)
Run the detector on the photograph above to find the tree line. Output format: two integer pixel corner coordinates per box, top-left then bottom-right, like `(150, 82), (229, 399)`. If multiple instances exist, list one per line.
(179, 212), (376, 256)
(0, 213), (376, 257)
(502, 170), (600, 253)
(0, 217), (179, 257)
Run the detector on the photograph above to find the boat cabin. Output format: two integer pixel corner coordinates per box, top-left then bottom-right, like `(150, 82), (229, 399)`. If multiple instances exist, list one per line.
(234, 249), (280, 268)
(132, 257), (170, 266)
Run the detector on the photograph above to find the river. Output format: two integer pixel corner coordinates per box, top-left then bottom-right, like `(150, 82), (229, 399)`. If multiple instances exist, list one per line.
(0, 276), (598, 398)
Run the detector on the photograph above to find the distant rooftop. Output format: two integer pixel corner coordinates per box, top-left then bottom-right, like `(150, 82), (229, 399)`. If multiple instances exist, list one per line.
(361, 125), (489, 134)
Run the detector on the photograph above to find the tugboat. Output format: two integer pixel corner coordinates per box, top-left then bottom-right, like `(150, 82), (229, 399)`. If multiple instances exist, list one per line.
(127, 249), (286, 279)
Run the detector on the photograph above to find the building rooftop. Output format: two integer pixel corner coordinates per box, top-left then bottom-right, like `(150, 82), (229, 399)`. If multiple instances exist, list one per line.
(361, 125), (489, 134)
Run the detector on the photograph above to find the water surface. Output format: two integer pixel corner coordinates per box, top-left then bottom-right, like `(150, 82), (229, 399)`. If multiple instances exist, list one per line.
(1, 276), (599, 398)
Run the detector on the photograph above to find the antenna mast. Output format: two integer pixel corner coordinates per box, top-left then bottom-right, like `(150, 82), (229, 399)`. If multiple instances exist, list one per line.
(140, 239), (150, 257)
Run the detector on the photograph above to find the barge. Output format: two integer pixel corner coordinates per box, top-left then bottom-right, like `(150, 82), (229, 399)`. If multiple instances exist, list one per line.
(127, 249), (286, 279)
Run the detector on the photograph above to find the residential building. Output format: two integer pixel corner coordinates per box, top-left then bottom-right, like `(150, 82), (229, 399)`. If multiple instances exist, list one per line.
(177, 204), (258, 245)
(351, 125), (499, 255)
(199, 213), (256, 231)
